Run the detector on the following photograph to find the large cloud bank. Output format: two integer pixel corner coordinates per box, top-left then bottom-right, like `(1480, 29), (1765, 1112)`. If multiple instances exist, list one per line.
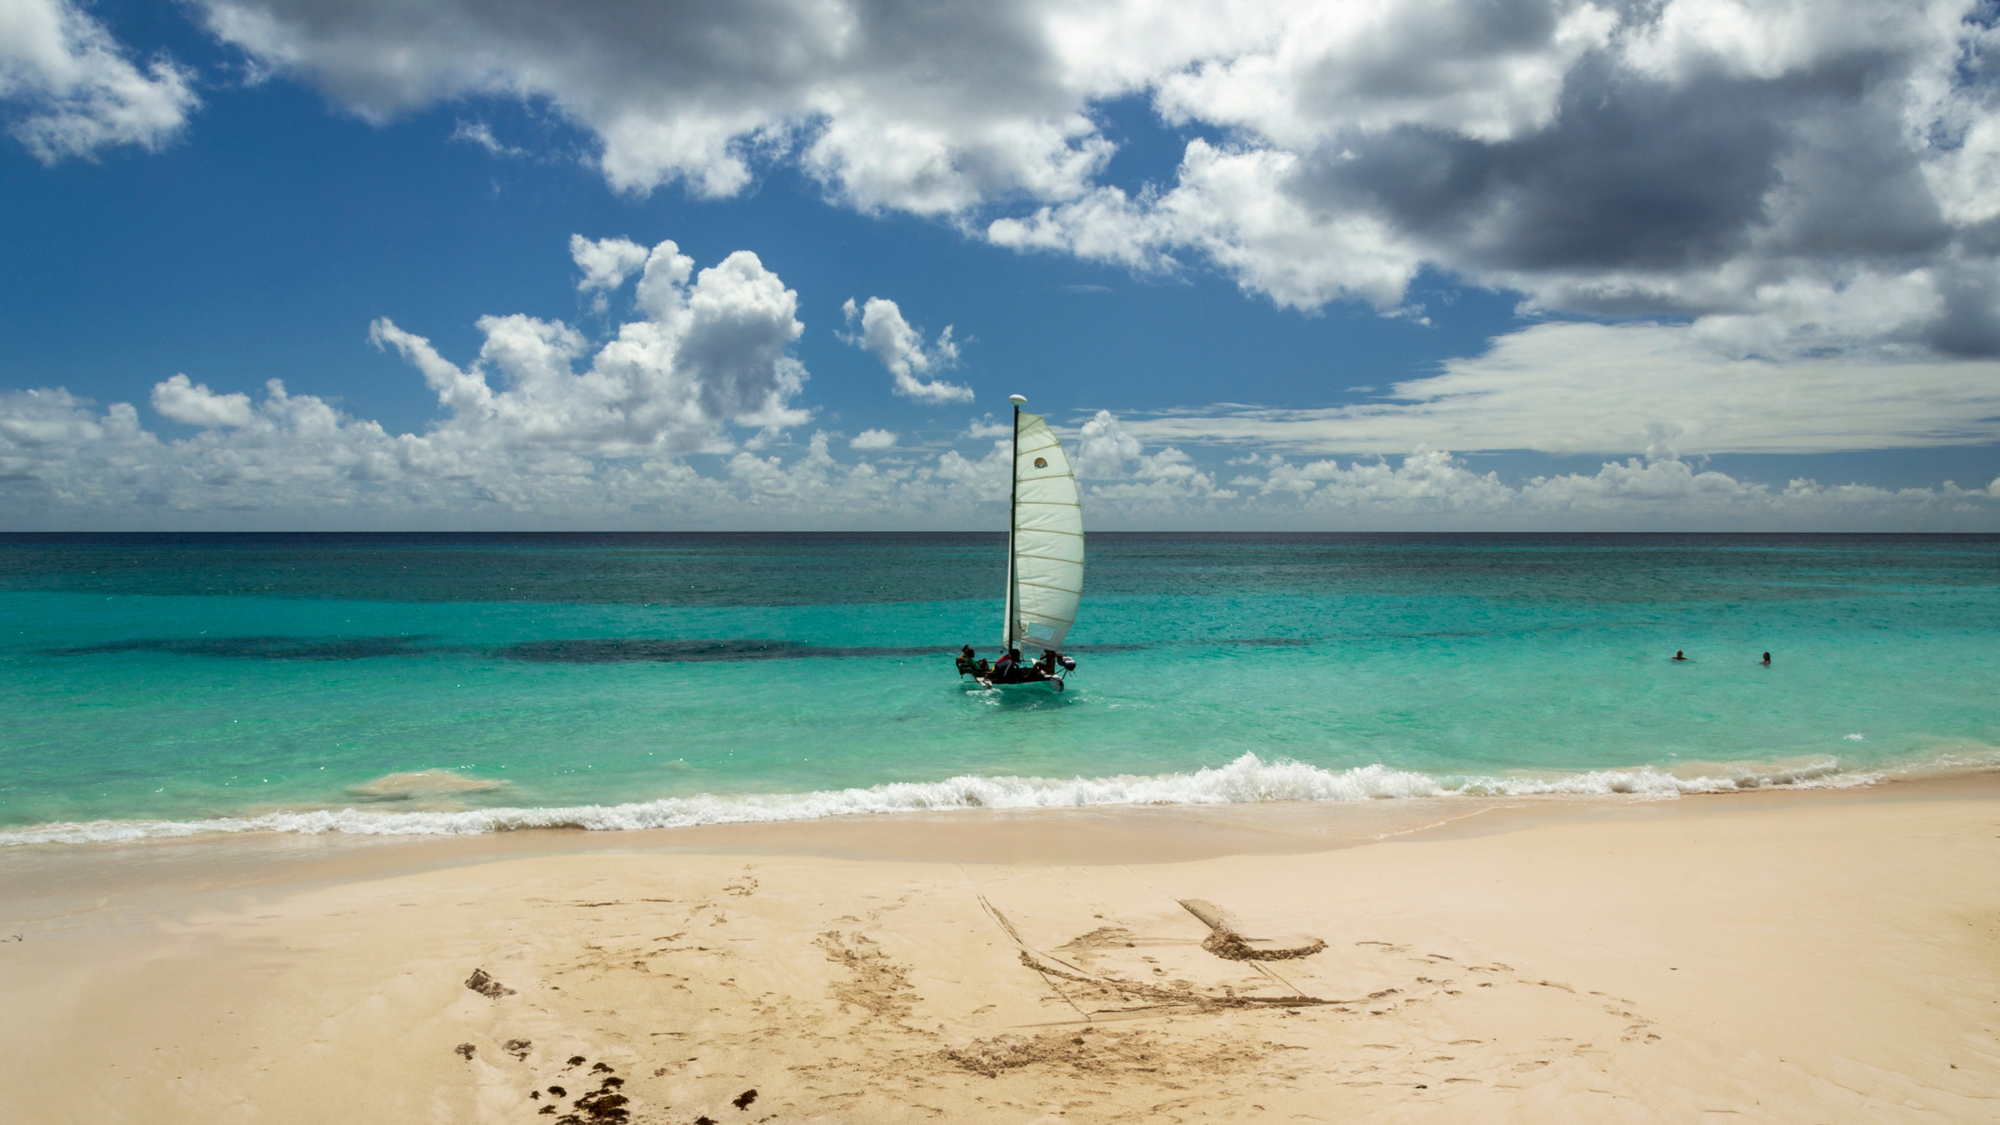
(3, 239), (1996, 530)
(175, 0), (2000, 361)
(13, 0), (2000, 480)
(7, 380), (1997, 529)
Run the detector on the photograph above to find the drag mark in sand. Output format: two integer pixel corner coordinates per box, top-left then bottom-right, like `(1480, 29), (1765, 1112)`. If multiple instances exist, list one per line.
(422, 865), (1682, 1122)
(979, 895), (1331, 1016)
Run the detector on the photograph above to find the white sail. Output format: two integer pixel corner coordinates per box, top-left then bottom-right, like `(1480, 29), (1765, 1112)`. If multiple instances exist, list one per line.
(1005, 409), (1084, 652)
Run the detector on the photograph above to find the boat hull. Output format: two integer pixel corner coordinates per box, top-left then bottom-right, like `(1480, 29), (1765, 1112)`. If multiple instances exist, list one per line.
(967, 672), (1067, 692)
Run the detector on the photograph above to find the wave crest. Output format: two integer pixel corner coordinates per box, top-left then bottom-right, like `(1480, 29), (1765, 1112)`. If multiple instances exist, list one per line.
(0, 752), (1888, 847)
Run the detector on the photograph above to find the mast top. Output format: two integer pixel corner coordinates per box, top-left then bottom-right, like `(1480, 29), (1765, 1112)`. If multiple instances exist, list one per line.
(1009, 394), (1027, 405)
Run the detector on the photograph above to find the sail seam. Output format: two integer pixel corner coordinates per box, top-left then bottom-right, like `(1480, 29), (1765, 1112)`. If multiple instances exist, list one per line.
(1017, 583), (1081, 597)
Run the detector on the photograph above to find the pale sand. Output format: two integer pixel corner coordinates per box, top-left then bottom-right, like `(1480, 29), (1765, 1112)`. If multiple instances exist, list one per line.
(1, 779), (1996, 1123)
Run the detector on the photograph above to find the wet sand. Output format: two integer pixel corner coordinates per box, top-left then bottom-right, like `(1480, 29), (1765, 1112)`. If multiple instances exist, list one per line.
(2, 774), (1997, 1123)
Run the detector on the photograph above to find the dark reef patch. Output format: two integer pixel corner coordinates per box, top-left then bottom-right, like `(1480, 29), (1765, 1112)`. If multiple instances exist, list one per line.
(44, 635), (460, 660)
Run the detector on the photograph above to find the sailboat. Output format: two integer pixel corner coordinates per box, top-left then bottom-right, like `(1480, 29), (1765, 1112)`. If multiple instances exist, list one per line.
(959, 394), (1084, 692)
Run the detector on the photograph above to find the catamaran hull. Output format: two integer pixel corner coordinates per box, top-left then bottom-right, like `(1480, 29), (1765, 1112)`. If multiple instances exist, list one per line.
(968, 672), (1067, 692)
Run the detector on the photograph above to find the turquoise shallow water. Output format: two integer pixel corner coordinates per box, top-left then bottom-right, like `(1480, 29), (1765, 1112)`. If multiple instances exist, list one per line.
(2, 533), (1996, 842)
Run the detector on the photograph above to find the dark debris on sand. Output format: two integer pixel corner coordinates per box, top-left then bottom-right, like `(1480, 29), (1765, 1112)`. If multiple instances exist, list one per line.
(465, 968), (515, 997)
(552, 1085), (630, 1124)
(527, 1057), (630, 1125)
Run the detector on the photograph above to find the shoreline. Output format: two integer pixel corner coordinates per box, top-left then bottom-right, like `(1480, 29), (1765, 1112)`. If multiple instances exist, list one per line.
(3, 773), (1996, 1122)
(5, 767), (1998, 938)
(7, 742), (1985, 851)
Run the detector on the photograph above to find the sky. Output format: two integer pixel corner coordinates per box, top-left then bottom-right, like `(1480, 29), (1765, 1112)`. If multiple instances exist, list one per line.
(3, 0), (2000, 530)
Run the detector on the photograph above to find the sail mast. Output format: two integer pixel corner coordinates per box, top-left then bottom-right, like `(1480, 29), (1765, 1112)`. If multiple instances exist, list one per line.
(1007, 393), (1025, 651)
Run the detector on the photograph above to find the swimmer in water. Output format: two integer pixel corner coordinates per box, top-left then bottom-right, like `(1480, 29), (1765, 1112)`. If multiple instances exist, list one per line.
(1672, 650), (1688, 661)
(1761, 651), (1771, 666)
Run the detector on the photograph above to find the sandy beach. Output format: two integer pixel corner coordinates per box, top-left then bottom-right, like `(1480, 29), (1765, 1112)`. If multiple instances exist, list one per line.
(2, 777), (1996, 1124)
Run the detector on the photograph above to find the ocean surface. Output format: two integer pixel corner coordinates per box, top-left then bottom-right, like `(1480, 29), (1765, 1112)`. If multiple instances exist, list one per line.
(2, 532), (1996, 844)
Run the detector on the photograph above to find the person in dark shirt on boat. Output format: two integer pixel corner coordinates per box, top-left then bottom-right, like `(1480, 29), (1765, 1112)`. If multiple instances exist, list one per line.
(956, 645), (989, 677)
(992, 647), (1023, 682)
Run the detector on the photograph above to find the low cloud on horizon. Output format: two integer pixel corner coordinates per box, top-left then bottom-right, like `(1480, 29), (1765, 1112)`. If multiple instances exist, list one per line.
(4, 233), (1998, 532)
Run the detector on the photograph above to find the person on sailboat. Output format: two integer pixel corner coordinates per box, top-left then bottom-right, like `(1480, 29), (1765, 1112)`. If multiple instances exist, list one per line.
(992, 647), (1022, 682)
(956, 645), (989, 677)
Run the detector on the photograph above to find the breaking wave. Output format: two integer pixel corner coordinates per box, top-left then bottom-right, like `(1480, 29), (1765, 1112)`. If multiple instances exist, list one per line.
(0, 752), (1905, 847)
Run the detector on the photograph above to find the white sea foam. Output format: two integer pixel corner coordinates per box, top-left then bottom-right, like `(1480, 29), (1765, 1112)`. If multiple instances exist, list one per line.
(0, 752), (1908, 847)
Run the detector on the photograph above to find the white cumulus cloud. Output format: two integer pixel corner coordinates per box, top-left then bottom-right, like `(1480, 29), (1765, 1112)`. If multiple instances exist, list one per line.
(0, 0), (199, 161)
(1074, 409), (1143, 478)
(841, 296), (974, 403)
(370, 237), (811, 456)
(150, 374), (254, 428)
(849, 428), (897, 450)
(961, 414), (1013, 440)
(570, 234), (650, 296)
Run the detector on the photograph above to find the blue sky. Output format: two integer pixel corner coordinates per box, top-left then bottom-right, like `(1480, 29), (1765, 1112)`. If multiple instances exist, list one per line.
(3, 0), (1999, 529)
